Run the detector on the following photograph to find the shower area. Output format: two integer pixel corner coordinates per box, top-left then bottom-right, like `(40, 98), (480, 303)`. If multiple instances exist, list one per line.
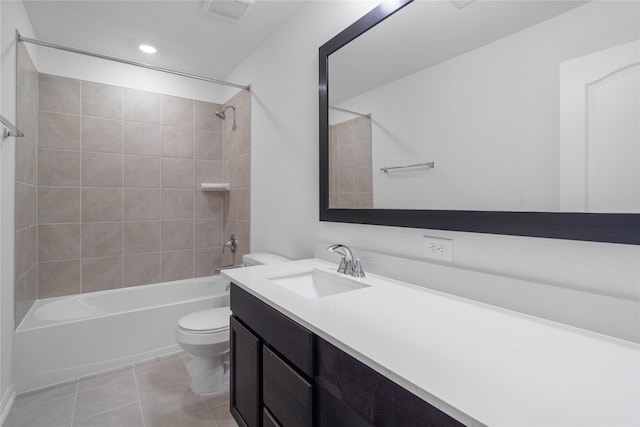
(328, 107), (373, 209)
(12, 36), (251, 389)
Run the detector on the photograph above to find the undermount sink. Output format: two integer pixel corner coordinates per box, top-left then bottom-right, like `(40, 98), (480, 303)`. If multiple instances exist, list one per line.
(267, 268), (370, 298)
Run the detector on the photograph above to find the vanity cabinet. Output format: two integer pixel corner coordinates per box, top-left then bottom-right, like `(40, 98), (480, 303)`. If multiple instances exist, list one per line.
(230, 284), (465, 427)
(230, 284), (313, 427)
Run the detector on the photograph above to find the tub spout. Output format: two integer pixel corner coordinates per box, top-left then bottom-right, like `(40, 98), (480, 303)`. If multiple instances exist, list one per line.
(215, 264), (243, 275)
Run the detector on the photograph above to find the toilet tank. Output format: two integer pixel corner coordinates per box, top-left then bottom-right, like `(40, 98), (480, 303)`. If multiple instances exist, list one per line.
(242, 252), (291, 266)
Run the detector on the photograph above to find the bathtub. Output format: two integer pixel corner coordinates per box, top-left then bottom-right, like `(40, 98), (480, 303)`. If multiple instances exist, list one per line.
(14, 275), (230, 393)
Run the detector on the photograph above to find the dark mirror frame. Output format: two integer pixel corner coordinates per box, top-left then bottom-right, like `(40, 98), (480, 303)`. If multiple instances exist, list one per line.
(319, 0), (639, 245)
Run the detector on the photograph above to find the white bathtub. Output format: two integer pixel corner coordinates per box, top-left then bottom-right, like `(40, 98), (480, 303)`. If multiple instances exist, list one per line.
(14, 275), (230, 393)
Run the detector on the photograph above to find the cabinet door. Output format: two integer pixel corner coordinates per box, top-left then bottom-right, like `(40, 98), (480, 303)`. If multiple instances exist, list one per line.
(263, 408), (281, 427)
(230, 316), (260, 427)
(318, 388), (372, 427)
(316, 337), (464, 427)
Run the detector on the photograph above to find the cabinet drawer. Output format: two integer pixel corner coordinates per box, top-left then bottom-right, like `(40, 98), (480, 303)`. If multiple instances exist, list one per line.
(263, 345), (312, 427)
(231, 284), (313, 376)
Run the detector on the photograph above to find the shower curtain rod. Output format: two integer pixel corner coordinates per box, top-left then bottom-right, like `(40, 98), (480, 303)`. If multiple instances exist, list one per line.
(0, 114), (24, 139)
(329, 106), (371, 118)
(17, 32), (250, 91)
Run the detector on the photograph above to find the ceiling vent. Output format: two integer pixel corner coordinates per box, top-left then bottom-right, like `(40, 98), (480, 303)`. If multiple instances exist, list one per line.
(449, 0), (476, 9)
(201, 0), (256, 23)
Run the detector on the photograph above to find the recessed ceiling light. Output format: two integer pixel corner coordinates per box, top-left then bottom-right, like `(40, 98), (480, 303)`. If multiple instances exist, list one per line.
(139, 44), (157, 54)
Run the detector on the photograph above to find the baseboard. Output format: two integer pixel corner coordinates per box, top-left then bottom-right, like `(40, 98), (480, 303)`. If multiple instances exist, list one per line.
(0, 383), (16, 426)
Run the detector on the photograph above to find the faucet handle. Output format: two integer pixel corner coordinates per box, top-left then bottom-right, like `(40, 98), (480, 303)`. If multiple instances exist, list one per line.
(223, 234), (238, 253)
(351, 256), (370, 278)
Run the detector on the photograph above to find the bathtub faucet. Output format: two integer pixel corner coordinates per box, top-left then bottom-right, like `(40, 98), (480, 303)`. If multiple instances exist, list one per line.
(223, 234), (238, 253)
(215, 264), (243, 275)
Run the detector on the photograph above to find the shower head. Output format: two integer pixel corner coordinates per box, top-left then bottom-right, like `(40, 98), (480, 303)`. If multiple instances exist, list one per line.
(215, 105), (237, 130)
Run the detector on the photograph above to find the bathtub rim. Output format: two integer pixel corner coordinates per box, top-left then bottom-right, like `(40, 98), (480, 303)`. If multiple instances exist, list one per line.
(17, 274), (230, 332)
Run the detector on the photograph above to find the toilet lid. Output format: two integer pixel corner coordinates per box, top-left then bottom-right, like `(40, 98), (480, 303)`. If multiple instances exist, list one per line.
(178, 307), (231, 333)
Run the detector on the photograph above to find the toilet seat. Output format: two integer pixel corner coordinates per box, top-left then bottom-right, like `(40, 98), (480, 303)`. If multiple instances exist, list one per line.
(178, 307), (231, 334)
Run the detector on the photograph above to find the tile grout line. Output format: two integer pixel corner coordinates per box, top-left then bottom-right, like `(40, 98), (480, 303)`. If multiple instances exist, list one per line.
(68, 379), (80, 427)
(179, 353), (220, 427)
(79, 80), (84, 294)
(7, 385), (76, 417)
(122, 86), (125, 289)
(159, 95), (164, 283)
(132, 364), (146, 427)
(192, 99), (196, 280)
(34, 70), (40, 301)
(68, 363), (141, 425)
(35, 69), (40, 302)
(202, 392), (222, 427)
(72, 400), (139, 426)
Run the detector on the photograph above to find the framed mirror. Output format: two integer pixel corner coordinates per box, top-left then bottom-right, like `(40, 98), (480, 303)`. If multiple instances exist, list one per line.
(319, 0), (639, 245)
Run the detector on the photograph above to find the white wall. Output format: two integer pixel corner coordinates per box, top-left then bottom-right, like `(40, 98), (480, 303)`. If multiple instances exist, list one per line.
(226, 1), (640, 307)
(335, 1), (638, 211)
(225, 0), (379, 258)
(0, 0), (37, 421)
(35, 47), (232, 103)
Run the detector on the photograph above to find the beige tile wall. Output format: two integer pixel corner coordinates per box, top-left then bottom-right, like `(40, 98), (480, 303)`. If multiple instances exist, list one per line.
(221, 90), (251, 267)
(15, 43), (38, 325)
(329, 116), (373, 208)
(35, 73), (250, 299)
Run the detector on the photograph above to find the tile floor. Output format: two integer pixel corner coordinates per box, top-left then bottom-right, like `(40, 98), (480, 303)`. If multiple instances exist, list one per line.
(4, 353), (239, 427)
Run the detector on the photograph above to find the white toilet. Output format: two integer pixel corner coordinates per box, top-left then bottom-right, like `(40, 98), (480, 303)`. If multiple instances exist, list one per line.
(176, 252), (290, 394)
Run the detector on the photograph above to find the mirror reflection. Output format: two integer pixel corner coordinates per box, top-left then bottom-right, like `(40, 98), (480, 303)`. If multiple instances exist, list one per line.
(328, 1), (639, 212)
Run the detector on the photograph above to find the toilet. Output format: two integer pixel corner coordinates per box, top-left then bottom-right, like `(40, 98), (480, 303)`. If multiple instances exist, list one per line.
(176, 252), (290, 394)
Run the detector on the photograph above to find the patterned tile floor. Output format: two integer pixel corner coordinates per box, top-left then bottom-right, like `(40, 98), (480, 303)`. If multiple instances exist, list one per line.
(4, 353), (239, 427)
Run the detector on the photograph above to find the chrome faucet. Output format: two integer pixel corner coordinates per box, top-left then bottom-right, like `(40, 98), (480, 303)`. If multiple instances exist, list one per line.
(327, 244), (353, 274)
(327, 244), (367, 277)
(223, 234), (238, 253)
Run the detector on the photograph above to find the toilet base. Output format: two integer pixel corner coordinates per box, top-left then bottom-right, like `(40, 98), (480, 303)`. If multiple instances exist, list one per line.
(185, 355), (226, 394)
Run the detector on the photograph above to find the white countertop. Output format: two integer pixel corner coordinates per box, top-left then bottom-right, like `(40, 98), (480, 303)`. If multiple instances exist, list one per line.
(223, 259), (640, 426)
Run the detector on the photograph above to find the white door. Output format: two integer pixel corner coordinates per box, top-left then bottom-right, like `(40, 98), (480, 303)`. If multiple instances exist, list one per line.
(560, 40), (640, 213)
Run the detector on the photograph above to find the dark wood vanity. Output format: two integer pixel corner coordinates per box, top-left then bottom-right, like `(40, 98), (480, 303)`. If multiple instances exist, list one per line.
(229, 284), (464, 427)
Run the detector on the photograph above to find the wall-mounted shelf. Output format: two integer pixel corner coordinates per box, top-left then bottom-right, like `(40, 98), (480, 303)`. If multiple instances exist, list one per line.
(201, 183), (230, 191)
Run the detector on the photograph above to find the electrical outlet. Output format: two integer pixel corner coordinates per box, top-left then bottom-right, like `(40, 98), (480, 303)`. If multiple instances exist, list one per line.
(422, 236), (453, 261)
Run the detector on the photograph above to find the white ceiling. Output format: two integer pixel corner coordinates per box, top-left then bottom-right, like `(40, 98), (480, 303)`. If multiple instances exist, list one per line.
(22, 0), (308, 81)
